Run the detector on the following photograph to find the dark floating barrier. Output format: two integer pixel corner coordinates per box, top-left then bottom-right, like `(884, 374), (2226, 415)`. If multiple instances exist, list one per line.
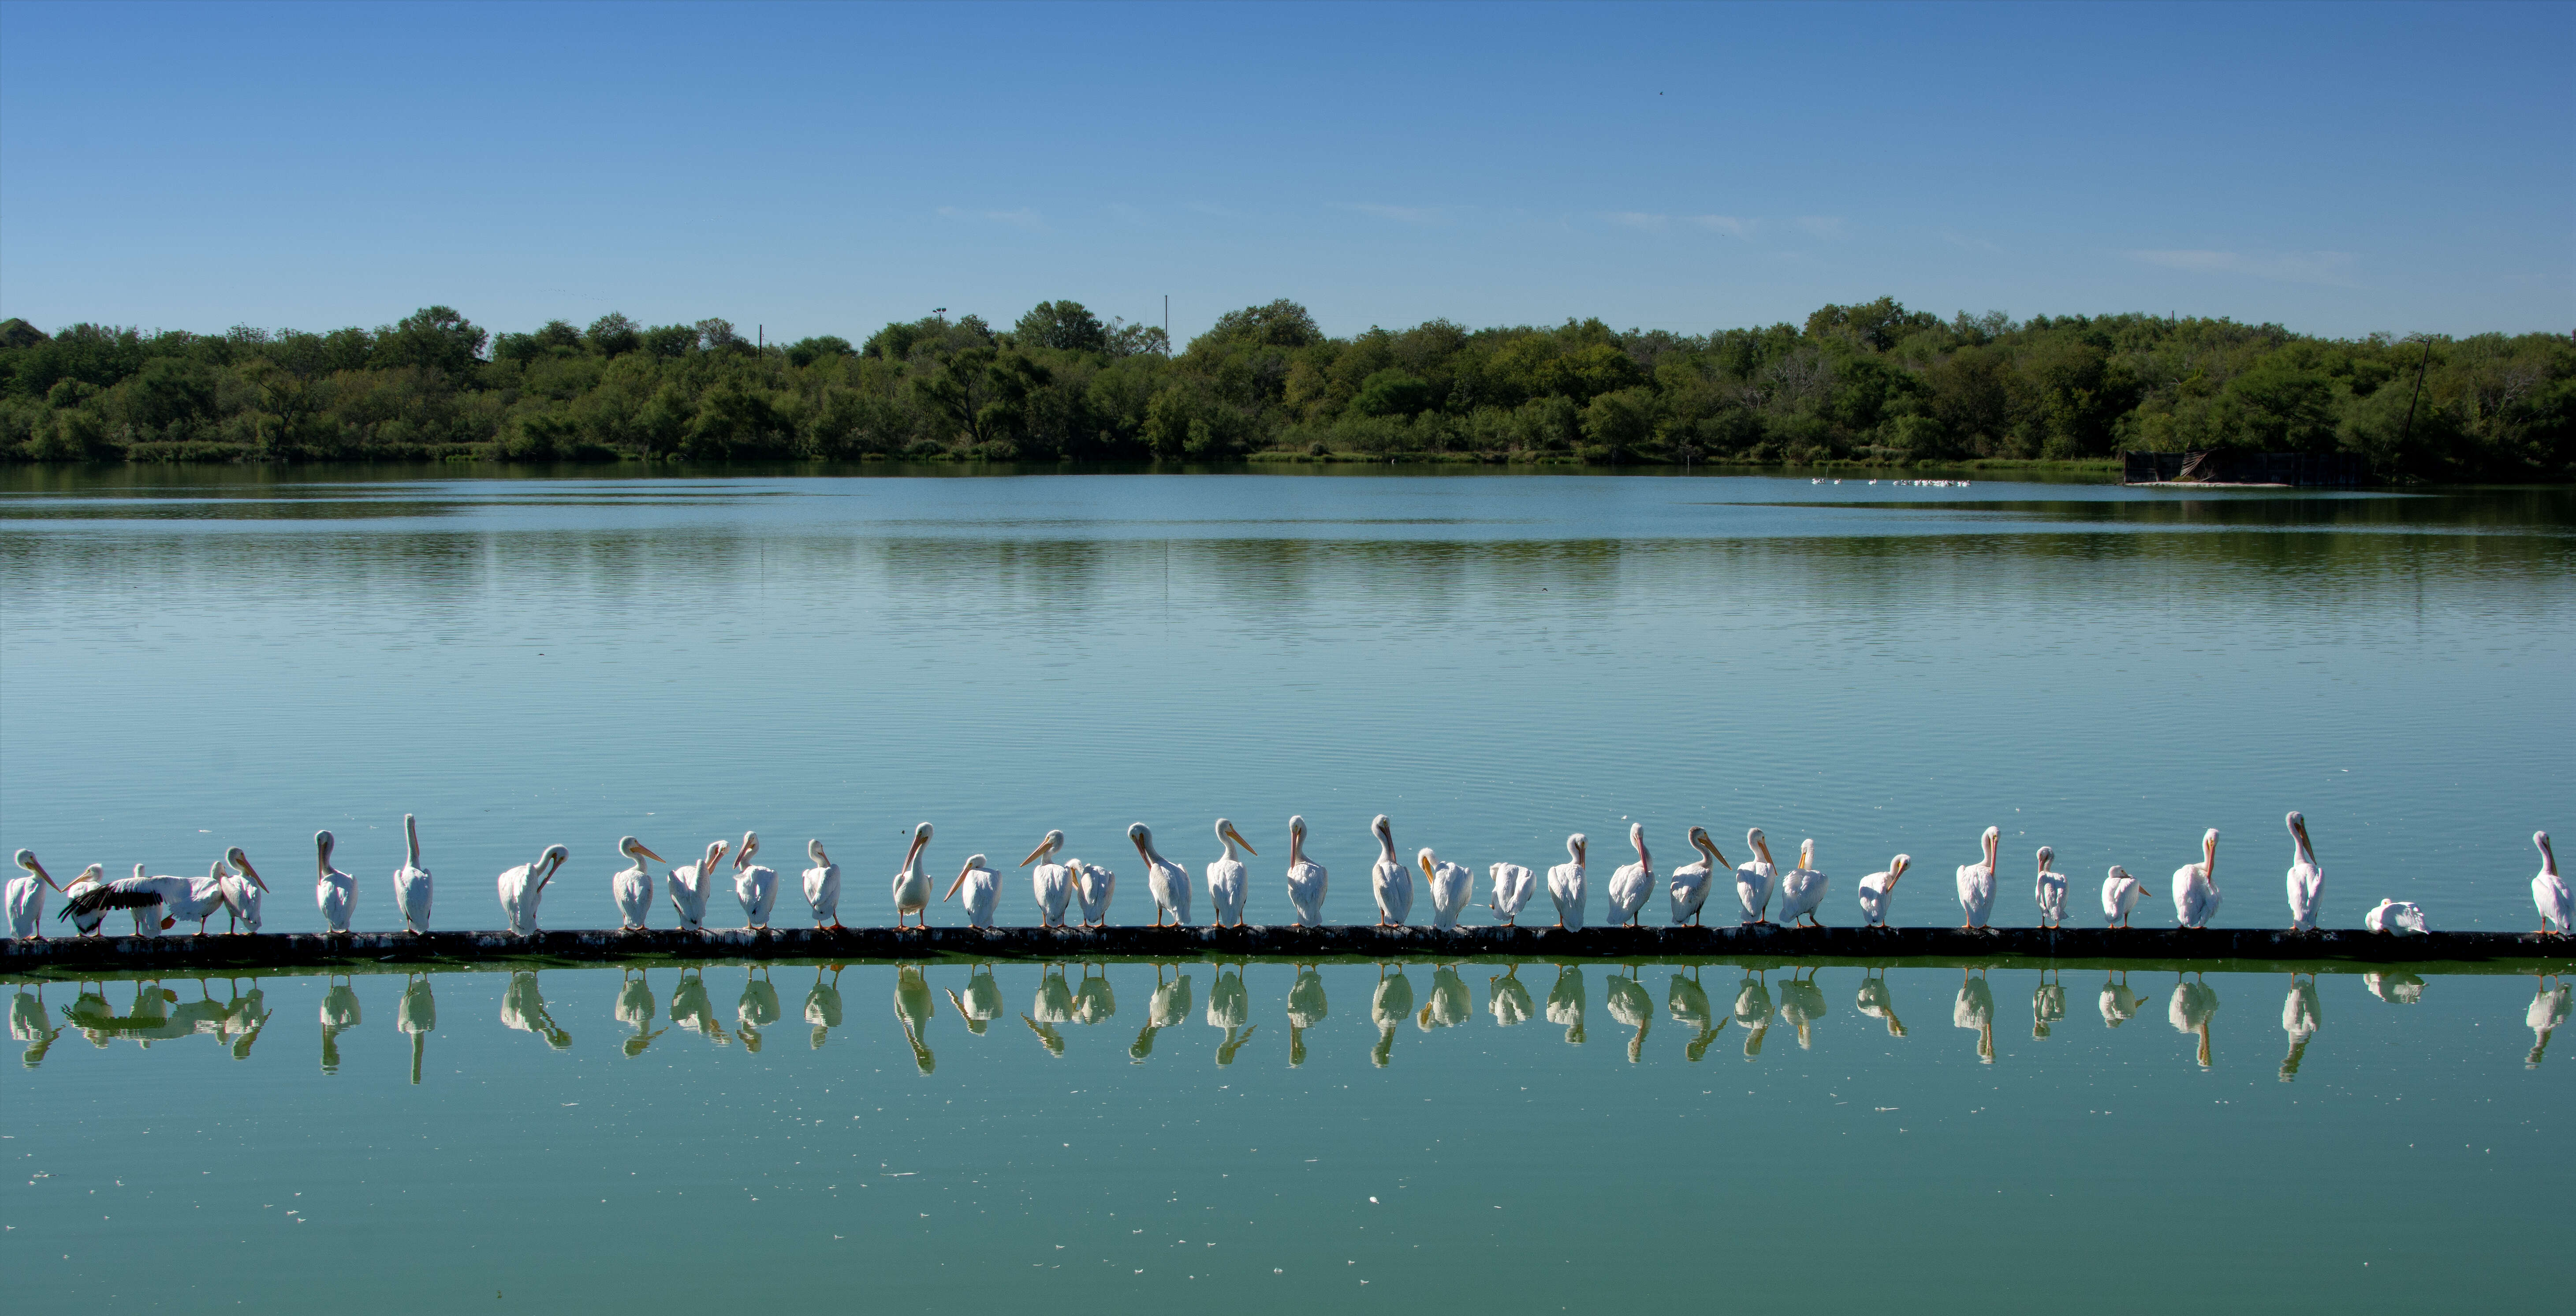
(6, 923), (2570, 975)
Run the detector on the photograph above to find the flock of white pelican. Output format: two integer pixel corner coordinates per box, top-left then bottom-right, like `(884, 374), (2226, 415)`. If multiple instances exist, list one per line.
(7, 812), (2567, 942)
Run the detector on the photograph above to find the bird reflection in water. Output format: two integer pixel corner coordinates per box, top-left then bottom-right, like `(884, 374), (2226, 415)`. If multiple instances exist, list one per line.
(2030, 969), (2065, 1041)
(669, 968), (731, 1046)
(2527, 975), (2569, 1068)
(396, 973), (436, 1084)
(2168, 974), (2219, 1069)
(1546, 964), (1586, 1045)
(1371, 964), (1414, 1067)
(1666, 970), (1725, 1061)
(1733, 971), (1773, 1058)
(616, 969), (664, 1057)
(2098, 972), (2143, 1028)
(1855, 969), (1907, 1037)
(2279, 973), (2321, 1081)
(319, 976), (362, 1073)
(13, 984), (61, 1068)
(1207, 963), (1257, 1066)
(737, 967), (781, 1053)
(944, 963), (1003, 1037)
(1285, 965), (1327, 1066)
(1133, 965), (1191, 1062)
(218, 981), (271, 1059)
(804, 965), (844, 1049)
(1953, 969), (1995, 1065)
(1418, 965), (1473, 1033)
(2365, 971), (2426, 1005)
(1602, 969), (1651, 1063)
(1072, 964), (1117, 1026)
(1776, 968), (1827, 1051)
(893, 965), (936, 1074)
(1022, 964), (1074, 1057)
(1487, 966), (1534, 1030)
(501, 971), (571, 1050)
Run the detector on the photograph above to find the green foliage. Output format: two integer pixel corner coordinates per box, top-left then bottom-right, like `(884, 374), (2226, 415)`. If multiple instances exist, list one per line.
(1, 299), (2565, 479)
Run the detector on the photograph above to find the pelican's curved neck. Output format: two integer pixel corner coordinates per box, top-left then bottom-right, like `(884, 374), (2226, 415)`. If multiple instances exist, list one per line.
(316, 836), (333, 878)
(1287, 827), (1305, 867)
(1217, 825), (1239, 862)
(403, 816), (421, 867)
(2542, 836), (2559, 877)
(1375, 830), (1397, 864)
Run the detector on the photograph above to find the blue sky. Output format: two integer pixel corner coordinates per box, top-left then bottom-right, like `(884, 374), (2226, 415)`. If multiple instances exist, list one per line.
(1, 0), (2567, 344)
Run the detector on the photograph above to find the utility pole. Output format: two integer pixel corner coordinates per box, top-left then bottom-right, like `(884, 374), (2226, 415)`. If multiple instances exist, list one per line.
(1164, 295), (1170, 356)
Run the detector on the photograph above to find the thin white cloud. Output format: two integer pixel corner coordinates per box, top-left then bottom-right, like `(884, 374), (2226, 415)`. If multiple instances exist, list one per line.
(936, 206), (1046, 231)
(1941, 229), (2003, 254)
(1795, 216), (1848, 240)
(1686, 214), (1756, 239)
(1338, 202), (1445, 225)
(1605, 211), (1669, 232)
(2123, 249), (2359, 286)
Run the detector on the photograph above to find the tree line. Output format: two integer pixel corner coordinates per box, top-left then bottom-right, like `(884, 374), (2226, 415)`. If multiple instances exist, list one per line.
(1, 297), (2567, 480)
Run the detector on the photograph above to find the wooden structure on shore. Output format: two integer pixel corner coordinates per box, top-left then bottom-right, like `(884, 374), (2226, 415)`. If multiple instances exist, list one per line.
(2122, 450), (2370, 487)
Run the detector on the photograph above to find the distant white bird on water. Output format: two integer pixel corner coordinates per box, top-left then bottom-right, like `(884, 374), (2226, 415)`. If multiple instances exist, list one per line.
(1956, 825), (1999, 929)
(802, 839), (842, 930)
(1021, 830), (1071, 928)
(314, 831), (357, 934)
(611, 836), (664, 931)
(1735, 829), (1778, 926)
(1284, 815), (1327, 927)
(731, 831), (779, 930)
(2173, 829), (2222, 928)
(1131, 823), (1191, 927)
(1605, 824), (1653, 927)
(667, 838), (728, 932)
(1666, 826), (1726, 927)
(8, 850), (62, 940)
(1777, 838), (1829, 928)
(2530, 831), (2567, 936)
(889, 822), (934, 929)
(2365, 899), (2426, 935)
(2102, 865), (2152, 927)
(496, 844), (570, 936)
(1418, 847), (1474, 930)
(1857, 854), (1911, 928)
(1547, 833), (1586, 930)
(1487, 859), (1536, 926)
(393, 813), (433, 935)
(942, 852), (1000, 928)
(2033, 845), (2068, 929)
(1368, 815), (1413, 927)
(1205, 819), (1257, 928)
(2284, 812), (2323, 933)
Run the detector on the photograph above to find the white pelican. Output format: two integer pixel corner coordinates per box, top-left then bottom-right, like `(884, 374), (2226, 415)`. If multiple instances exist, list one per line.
(172, 860), (231, 935)
(1956, 825), (1999, 929)
(8, 850), (61, 940)
(496, 844), (570, 936)
(1130, 823), (1191, 927)
(1368, 815), (1413, 927)
(1206, 819), (1257, 928)
(1021, 830), (1071, 928)
(1418, 848), (1474, 930)
(2173, 829), (2221, 928)
(118, 863), (195, 934)
(2531, 832), (2567, 936)
(2102, 865), (2152, 927)
(2284, 812), (2323, 933)
(1777, 838), (1828, 928)
(1070, 858), (1115, 927)
(1857, 853), (1910, 928)
(1284, 815), (1327, 927)
(731, 831), (778, 930)
(2365, 899), (2426, 934)
(667, 838), (728, 932)
(1735, 828), (1778, 926)
(1487, 861), (1536, 925)
(219, 846), (268, 933)
(58, 864), (106, 936)
(611, 836), (664, 931)
(890, 822), (933, 929)
(393, 813), (433, 935)
(1667, 827), (1727, 927)
(1546, 833), (1586, 929)
(802, 839), (841, 930)
(943, 852), (1000, 928)
(314, 832), (356, 934)
(1605, 823), (1652, 927)
(2033, 845), (2069, 929)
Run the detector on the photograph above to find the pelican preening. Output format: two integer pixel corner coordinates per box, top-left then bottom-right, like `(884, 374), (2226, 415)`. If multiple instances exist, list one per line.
(1206, 819), (1256, 928)
(1284, 816), (1327, 927)
(1957, 826), (1999, 929)
(1487, 860), (1536, 926)
(943, 852), (1000, 928)
(1547, 833), (1587, 930)
(1418, 847), (1474, 930)
(2033, 846), (2068, 929)
(1735, 829), (1778, 926)
(496, 843), (570, 937)
(394, 813), (433, 935)
(1131, 823), (1190, 927)
(667, 838), (728, 933)
(2531, 832), (2567, 937)
(1605, 823), (1652, 927)
(890, 822), (933, 930)
(1777, 839), (1828, 928)
(732, 831), (779, 931)
(8, 850), (62, 941)
(611, 837), (664, 931)
(2285, 812), (2323, 933)
(1857, 854), (1910, 928)
(220, 846), (269, 934)
(2102, 865), (2152, 927)
(1667, 827), (1726, 927)
(2366, 899), (2427, 935)
(315, 832), (356, 934)
(1368, 815), (1413, 927)
(1021, 830), (1071, 929)
(802, 839), (841, 930)
(2174, 829), (2222, 929)
(1070, 857), (1115, 927)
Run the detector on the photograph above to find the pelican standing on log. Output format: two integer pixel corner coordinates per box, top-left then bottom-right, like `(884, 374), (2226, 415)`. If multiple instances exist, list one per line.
(611, 837), (664, 931)
(1419, 847), (1473, 930)
(1547, 833), (1587, 930)
(1857, 854), (1910, 928)
(1132, 823), (1191, 927)
(1284, 815), (1327, 927)
(731, 831), (778, 931)
(2366, 899), (2426, 934)
(59, 863), (106, 936)
(1606, 824), (1652, 927)
(2102, 865), (2152, 927)
(497, 844), (570, 936)
(1071, 857), (1114, 927)
(394, 813), (433, 935)
(2285, 812), (2323, 933)
(2034, 846), (2068, 929)
(1778, 838), (1829, 928)
(943, 852), (1000, 928)
(2536, 832), (2569, 936)
(219, 846), (268, 933)
(1020, 831), (1070, 927)
(2174, 829), (2221, 928)
(8, 850), (61, 940)
(315, 831), (356, 934)
(171, 860), (231, 934)
(802, 840), (841, 930)
(1369, 815), (1413, 927)
(667, 838), (727, 932)
(1957, 826), (2000, 929)
(1736, 829), (1778, 926)
(1206, 819), (1256, 928)
(890, 822), (934, 930)
(1488, 860), (1535, 926)
(1668, 827), (1726, 927)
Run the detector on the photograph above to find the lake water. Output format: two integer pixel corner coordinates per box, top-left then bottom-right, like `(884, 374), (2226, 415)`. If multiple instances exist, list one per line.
(4, 467), (2571, 1310)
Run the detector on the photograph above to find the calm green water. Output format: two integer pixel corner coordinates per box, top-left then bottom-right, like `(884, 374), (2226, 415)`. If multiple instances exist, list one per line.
(4, 468), (2572, 1310)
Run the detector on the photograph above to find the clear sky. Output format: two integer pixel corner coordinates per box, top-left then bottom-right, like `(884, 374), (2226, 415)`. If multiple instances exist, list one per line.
(2, 0), (2567, 345)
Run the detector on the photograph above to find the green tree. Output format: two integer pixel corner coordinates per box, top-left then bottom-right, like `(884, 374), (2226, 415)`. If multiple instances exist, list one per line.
(373, 306), (486, 376)
(1014, 300), (1108, 354)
